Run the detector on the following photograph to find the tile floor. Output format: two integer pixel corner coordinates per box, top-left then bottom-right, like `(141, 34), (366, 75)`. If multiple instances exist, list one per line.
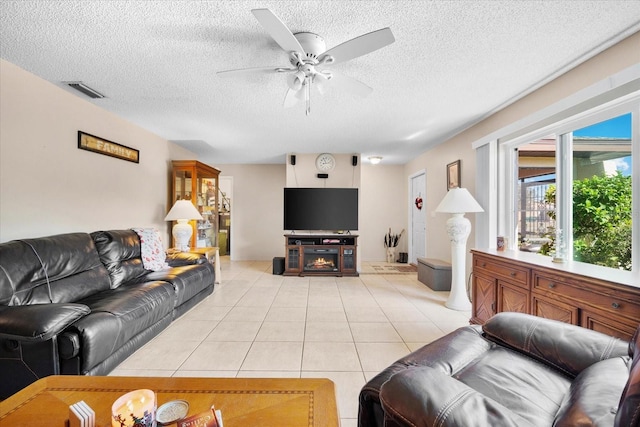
(110, 258), (471, 426)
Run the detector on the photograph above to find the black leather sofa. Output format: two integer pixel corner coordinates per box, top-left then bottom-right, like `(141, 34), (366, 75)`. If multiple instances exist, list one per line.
(359, 312), (640, 427)
(0, 229), (215, 399)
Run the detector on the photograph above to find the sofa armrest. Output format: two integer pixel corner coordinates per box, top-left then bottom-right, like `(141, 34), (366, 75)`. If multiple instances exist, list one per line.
(0, 303), (90, 342)
(359, 325), (486, 427)
(483, 312), (628, 377)
(166, 251), (206, 267)
(379, 367), (535, 427)
(362, 325), (486, 392)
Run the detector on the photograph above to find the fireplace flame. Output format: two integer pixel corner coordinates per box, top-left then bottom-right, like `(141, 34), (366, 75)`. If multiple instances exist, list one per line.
(306, 257), (336, 269)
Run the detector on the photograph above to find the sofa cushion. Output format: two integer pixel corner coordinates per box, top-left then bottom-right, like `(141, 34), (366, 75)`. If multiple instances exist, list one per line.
(483, 312), (628, 378)
(455, 346), (571, 426)
(141, 263), (214, 308)
(380, 366), (536, 427)
(0, 233), (111, 305)
(72, 280), (175, 372)
(166, 251), (207, 267)
(91, 230), (149, 289)
(554, 357), (630, 426)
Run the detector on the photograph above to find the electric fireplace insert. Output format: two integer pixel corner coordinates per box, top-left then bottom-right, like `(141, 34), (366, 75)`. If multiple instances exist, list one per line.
(304, 247), (339, 272)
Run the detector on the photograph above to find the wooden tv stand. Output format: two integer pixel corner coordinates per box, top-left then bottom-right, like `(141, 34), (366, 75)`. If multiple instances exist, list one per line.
(284, 234), (358, 276)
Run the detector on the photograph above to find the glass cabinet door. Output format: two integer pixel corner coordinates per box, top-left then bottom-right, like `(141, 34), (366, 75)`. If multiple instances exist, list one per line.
(170, 160), (220, 249)
(195, 174), (218, 248)
(173, 170), (192, 202)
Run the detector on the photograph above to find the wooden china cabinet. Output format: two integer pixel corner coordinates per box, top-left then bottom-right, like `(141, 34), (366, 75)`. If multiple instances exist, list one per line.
(170, 160), (220, 249)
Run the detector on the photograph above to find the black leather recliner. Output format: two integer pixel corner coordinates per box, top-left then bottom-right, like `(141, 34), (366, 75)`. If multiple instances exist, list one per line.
(0, 230), (215, 399)
(359, 312), (640, 426)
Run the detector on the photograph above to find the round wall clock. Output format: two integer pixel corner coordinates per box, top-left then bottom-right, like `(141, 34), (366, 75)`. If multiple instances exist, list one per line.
(316, 153), (336, 171)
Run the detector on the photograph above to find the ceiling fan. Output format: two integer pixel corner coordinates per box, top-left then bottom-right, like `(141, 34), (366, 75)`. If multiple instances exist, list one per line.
(217, 8), (395, 115)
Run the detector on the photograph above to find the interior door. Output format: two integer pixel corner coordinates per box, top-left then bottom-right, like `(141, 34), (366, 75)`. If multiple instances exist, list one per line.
(410, 171), (426, 264)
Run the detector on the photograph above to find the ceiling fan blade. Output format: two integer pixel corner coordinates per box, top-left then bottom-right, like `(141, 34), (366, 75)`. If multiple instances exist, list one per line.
(320, 28), (394, 65)
(216, 67), (290, 78)
(251, 9), (305, 54)
(326, 71), (373, 97)
(283, 87), (306, 108)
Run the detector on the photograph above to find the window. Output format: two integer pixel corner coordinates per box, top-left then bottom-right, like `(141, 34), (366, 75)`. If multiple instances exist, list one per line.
(512, 106), (637, 274)
(570, 114), (632, 270)
(517, 136), (556, 253)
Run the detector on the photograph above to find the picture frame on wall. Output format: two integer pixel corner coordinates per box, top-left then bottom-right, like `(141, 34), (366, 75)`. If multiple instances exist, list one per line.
(77, 131), (139, 163)
(447, 160), (461, 190)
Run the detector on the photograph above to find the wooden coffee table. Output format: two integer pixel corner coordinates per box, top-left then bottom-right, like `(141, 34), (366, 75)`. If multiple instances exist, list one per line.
(0, 376), (339, 426)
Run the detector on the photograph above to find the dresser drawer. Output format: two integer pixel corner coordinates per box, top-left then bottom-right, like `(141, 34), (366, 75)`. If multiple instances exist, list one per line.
(533, 274), (640, 320)
(581, 308), (638, 341)
(474, 256), (528, 287)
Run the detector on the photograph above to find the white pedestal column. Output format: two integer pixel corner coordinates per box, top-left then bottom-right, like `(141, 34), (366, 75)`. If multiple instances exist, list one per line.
(444, 213), (471, 311)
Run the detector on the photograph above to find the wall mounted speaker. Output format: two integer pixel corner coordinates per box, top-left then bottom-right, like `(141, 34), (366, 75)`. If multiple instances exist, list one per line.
(317, 173), (329, 179)
(352, 155), (358, 166)
(290, 155), (296, 165)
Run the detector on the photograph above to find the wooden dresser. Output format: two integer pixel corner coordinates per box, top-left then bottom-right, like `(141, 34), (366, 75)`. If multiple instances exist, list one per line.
(471, 249), (640, 340)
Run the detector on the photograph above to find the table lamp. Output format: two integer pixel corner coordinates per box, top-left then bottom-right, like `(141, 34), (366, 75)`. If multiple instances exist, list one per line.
(435, 187), (484, 311)
(164, 200), (203, 251)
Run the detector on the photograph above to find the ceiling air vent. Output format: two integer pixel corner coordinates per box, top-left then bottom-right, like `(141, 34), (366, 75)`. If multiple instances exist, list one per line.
(65, 82), (105, 99)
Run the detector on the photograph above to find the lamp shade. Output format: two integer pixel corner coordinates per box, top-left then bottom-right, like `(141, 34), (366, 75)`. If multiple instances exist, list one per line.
(164, 200), (203, 221)
(435, 188), (484, 214)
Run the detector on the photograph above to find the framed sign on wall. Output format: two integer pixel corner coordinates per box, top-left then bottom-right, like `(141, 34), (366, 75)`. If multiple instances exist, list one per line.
(78, 131), (139, 163)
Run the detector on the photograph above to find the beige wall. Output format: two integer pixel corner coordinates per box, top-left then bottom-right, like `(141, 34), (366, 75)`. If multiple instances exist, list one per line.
(285, 153), (361, 188)
(404, 31), (640, 278)
(283, 154), (407, 262)
(218, 164), (286, 261)
(360, 164), (407, 261)
(405, 143), (477, 263)
(0, 59), (195, 245)
(219, 157), (407, 263)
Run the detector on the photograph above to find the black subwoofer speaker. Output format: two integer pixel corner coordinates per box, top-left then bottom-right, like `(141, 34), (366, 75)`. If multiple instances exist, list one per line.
(273, 257), (285, 275)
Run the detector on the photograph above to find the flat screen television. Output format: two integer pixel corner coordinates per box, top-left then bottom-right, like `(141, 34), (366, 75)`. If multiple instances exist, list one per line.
(284, 188), (358, 232)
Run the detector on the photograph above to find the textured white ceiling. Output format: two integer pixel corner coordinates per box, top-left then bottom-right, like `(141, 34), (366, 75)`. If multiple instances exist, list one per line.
(1, 1), (639, 164)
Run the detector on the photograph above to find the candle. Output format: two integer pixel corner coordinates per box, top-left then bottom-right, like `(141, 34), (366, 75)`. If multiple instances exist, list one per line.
(111, 389), (156, 427)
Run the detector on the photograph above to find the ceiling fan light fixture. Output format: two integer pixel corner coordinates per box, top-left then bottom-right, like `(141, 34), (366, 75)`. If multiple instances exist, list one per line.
(369, 156), (383, 165)
(287, 71), (305, 91)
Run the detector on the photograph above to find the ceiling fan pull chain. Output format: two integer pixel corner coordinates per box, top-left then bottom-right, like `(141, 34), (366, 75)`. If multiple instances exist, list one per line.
(306, 78), (311, 116)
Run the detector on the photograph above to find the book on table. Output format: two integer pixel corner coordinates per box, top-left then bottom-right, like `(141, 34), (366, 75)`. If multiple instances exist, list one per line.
(177, 406), (222, 427)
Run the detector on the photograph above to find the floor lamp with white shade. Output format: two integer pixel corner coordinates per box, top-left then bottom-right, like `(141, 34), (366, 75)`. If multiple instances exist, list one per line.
(435, 187), (484, 311)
